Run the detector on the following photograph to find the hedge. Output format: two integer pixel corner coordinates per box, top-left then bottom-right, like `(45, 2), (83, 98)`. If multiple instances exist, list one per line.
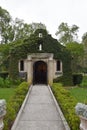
(51, 83), (80, 130)
(4, 82), (30, 130)
(73, 73), (83, 85)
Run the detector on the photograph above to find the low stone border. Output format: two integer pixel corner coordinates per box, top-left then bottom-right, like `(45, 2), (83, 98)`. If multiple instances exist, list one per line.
(11, 85), (33, 130)
(48, 85), (70, 130)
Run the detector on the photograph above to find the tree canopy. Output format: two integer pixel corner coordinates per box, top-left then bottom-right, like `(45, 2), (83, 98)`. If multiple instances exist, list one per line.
(56, 22), (79, 45)
(66, 42), (84, 73)
(0, 6), (47, 44)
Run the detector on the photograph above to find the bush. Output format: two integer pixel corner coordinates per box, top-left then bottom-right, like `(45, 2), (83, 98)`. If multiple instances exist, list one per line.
(53, 75), (73, 86)
(0, 72), (8, 79)
(80, 76), (87, 87)
(0, 77), (12, 88)
(73, 73), (83, 85)
(0, 77), (5, 87)
(4, 78), (12, 88)
(53, 77), (61, 83)
(10, 78), (22, 85)
(4, 104), (16, 130)
(52, 83), (80, 130)
(0, 77), (22, 88)
(4, 82), (30, 130)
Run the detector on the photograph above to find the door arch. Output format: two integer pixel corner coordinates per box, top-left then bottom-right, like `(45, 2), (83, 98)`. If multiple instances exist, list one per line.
(33, 61), (47, 84)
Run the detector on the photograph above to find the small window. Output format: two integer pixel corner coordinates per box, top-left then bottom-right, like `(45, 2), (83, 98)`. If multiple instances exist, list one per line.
(39, 33), (43, 38)
(56, 60), (61, 71)
(20, 60), (24, 71)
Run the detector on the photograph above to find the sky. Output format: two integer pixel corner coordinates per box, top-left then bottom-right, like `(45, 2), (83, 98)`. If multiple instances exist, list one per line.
(0, 0), (87, 41)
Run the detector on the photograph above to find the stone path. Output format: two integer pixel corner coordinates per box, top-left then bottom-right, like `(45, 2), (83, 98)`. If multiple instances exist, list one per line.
(11, 85), (69, 130)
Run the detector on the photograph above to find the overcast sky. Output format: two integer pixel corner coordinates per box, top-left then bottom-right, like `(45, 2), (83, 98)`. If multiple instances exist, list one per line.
(0, 0), (87, 41)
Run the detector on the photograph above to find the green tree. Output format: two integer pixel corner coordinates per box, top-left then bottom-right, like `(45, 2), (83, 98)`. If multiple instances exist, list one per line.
(0, 44), (10, 71)
(66, 42), (84, 73)
(56, 22), (79, 45)
(82, 32), (87, 70)
(12, 20), (47, 41)
(30, 22), (46, 33)
(0, 6), (47, 44)
(0, 6), (48, 72)
(82, 32), (87, 44)
(0, 6), (12, 44)
(12, 18), (33, 41)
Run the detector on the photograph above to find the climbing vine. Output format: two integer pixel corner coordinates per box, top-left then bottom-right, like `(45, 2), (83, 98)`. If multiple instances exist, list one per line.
(9, 29), (73, 85)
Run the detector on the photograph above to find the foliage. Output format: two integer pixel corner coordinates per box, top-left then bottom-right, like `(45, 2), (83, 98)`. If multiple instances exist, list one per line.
(29, 22), (46, 33)
(53, 76), (60, 83)
(66, 42), (84, 57)
(0, 7), (47, 72)
(82, 32), (87, 68)
(72, 73), (83, 85)
(80, 76), (87, 88)
(0, 77), (21, 88)
(0, 43), (11, 71)
(0, 6), (47, 44)
(0, 6), (12, 44)
(56, 22), (79, 45)
(53, 75), (73, 86)
(0, 77), (5, 87)
(4, 82), (30, 130)
(52, 83), (80, 130)
(9, 29), (73, 85)
(66, 42), (84, 73)
(0, 72), (8, 78)
(82, 32), (87, 45)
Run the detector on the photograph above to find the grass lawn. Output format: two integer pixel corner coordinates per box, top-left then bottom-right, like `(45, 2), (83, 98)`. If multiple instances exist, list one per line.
(0, 88), (15, 102)
(69, 87), (87, 103)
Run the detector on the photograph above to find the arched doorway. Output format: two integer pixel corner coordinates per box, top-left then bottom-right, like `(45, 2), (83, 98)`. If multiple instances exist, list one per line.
(33, 61), (47, 84)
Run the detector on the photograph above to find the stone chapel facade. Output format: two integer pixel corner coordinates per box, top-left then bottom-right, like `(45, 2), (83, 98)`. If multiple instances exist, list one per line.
(19, 53), (63, 85)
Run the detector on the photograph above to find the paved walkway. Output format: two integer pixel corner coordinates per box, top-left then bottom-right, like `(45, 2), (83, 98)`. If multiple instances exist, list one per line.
(12, 85), (68, 130)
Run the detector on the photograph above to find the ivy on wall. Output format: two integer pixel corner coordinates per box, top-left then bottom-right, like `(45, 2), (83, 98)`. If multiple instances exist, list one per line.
(9, 29), (73, 85)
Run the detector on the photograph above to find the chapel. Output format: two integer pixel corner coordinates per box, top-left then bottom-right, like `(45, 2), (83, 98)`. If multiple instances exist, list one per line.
(9, 29), (72, 85)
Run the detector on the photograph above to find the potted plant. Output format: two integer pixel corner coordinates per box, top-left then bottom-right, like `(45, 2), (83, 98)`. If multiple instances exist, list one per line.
(75, 103), (87, 130)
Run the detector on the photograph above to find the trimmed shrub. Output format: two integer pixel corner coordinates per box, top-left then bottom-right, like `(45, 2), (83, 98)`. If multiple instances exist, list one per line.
(53, 75), (73, 86)
(52, 83), (80, 130)
(73, 73), (83, 85)
(4, 82), (30, 130)
(4, 104), (16, 130)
